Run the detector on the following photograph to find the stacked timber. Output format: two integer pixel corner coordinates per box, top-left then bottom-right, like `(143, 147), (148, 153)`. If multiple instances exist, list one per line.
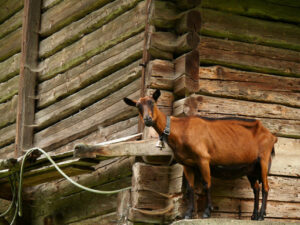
(0, 0), (23, 159)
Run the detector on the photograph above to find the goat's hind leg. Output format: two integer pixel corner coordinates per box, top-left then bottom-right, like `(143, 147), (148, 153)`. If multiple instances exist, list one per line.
(183, 166), (195, 219)
(247, 176), (260, 220)
(258, 159), (270, 220)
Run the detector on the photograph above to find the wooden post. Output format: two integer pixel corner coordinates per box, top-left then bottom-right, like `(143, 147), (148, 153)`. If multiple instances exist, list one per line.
(15, 0), (41, 156)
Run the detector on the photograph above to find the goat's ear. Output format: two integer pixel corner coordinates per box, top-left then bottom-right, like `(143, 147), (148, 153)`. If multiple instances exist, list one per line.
(123, 97), (137, 107)
(152, 89), (161, 102)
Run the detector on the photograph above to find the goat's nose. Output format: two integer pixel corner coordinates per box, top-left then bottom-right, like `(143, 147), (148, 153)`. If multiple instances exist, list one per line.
(144, 116), (152, 126)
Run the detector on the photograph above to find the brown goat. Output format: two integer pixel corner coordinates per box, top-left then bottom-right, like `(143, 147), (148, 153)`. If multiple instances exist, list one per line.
(124, 89), (277, 220)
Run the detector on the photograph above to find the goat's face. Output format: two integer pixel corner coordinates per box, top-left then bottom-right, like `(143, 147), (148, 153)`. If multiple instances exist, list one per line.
(123, 89), (161, 127)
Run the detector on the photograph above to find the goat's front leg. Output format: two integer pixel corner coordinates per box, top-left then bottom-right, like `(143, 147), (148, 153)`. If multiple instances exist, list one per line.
(198, 158), (213, 218)
(183, 165), (195, 219)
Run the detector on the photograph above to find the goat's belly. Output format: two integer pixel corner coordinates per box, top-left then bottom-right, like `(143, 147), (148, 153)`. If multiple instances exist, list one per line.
(210, 162), (259, 179)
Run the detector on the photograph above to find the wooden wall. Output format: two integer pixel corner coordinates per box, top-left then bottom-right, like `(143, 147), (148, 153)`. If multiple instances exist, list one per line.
(132, 0), (300, 223)
(0, 0), (24, 159)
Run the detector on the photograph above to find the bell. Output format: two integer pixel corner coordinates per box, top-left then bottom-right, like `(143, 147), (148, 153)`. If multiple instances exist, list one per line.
(156, 140), (165, 150)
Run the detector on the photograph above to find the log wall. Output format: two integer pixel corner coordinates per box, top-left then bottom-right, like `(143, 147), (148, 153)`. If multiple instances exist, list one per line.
(0, 0), (24, 159)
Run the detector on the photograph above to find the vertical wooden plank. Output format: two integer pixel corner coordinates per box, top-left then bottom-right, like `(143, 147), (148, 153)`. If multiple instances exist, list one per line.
(15, 0), (41, 156)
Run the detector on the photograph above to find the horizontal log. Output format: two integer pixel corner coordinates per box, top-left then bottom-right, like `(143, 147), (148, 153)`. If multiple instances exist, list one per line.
(0, 75), (19, 104)
(272, 137), (300, 177)
(38, 1), (146, 81)
(151, 1), (201, 34)
(149, 31), (200, 56)
(172, 0), (201, 10)
(39, 0), (141, 58)
(209, 176), (300, 203)
(52, 117), (139, 154)
(197, 66), (300, 107)
(202, 0), (300, 24)
(36, 61), (141, 129)
(0, 8), (23, 39)
(0, 95), (18, 129)
(67, 212), (117, 225)
(40, 0), (114, 37)
(200, 8), (300, 51)
(0, 28), (21, 62)
(74, 139), (172, 159)
(173, 95), (300, 138)
(34, 80), (141, 150)
(37, 33), (143, 109)
(25, 157), (135, 201)
(42, 0), (63, 11)
(26, 177), (131, 225)
(0, 0), (23, 24)
(0, 124), (15, 148)
(266, 0), (300, 8)
(198, 36), (300, 77)
(206, 197), (300, 219)
(0, 143), (15, 160)
(0, 53), (20, 83)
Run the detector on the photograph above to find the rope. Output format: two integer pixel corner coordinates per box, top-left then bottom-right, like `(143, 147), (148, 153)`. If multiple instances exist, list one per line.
(17, 147), (132, 217)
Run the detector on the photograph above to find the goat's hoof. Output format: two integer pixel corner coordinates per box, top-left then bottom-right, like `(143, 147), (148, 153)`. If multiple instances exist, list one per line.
(251, 214), (259, 220)
(183, 210), (193, 219)
(258, 215), (265, 221)
(202, 208), (211, 219)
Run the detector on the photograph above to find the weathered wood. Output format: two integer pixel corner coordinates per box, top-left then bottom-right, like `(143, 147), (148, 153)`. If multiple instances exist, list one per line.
(198, 66), (300, 107)
(0, 0), (23, 24)
(147, 59), (174, 91)
(0, 9), (23, 40)
(200, 8), (300, 51)
(0, 53), (20, 83)
(176, 10), (202, 34)
(174, 50), (200, 96)
(37, 35), (143, 109)
(173, 95), (300, 138)
(0, 124), (16, 148)
(205, 197), (300, 219)
(202, 0), (300, 24)
(34, 81), (141, 150)
(0, 75), (19, 104)
(74, 139), (172, 159)
(36, 61), (141, 129)
(173, 0), (201, 10)
(40, 0), (114, 37)
(272, 137), (300, 177)
(25, 177), (131, 225)
(198, 36), (300, 77)
(150, 32), (200, 55)
(16, 0), (41, 156)
(0, 95), (18, 129)
(42, 0), (63, 10)
(38, 1), (146, 81)
(68, 212), (118, 225)
(25, 157), (135, 201)
(53, 117), (139, 154)
(39, 0), (141, 58)
(38, 32), (143, 103)
(151, 1), (201, 34)
(117, 190), (131, 224)
(0, 28), (21, 62)
(0, 143), (15, 160)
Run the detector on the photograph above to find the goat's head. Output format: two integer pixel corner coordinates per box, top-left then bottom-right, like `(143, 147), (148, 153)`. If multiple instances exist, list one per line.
(123, 89), (161, 127)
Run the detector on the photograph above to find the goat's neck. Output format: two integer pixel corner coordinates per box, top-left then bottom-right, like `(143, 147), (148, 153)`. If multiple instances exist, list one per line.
(152, 106), (168, 137)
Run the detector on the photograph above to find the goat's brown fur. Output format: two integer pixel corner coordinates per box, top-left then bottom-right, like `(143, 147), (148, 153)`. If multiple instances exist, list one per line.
(124, 90), (277, 220)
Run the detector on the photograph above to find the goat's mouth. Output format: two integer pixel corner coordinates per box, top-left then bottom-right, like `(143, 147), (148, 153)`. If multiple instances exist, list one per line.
(144, 120), (153, 127)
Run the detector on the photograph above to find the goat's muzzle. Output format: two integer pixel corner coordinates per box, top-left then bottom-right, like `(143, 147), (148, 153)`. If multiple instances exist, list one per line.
(144, 116), (153, 127)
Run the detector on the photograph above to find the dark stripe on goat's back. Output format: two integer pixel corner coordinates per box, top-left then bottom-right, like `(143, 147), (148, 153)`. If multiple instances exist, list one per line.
(199, 116), (257, 122)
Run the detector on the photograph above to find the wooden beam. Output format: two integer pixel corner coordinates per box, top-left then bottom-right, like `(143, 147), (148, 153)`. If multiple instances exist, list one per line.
(15, 0), (41, 156)
(74, 139), (173, 159)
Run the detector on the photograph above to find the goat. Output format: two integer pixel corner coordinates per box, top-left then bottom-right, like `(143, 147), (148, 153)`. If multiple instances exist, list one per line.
(124, 89), (277, 220)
